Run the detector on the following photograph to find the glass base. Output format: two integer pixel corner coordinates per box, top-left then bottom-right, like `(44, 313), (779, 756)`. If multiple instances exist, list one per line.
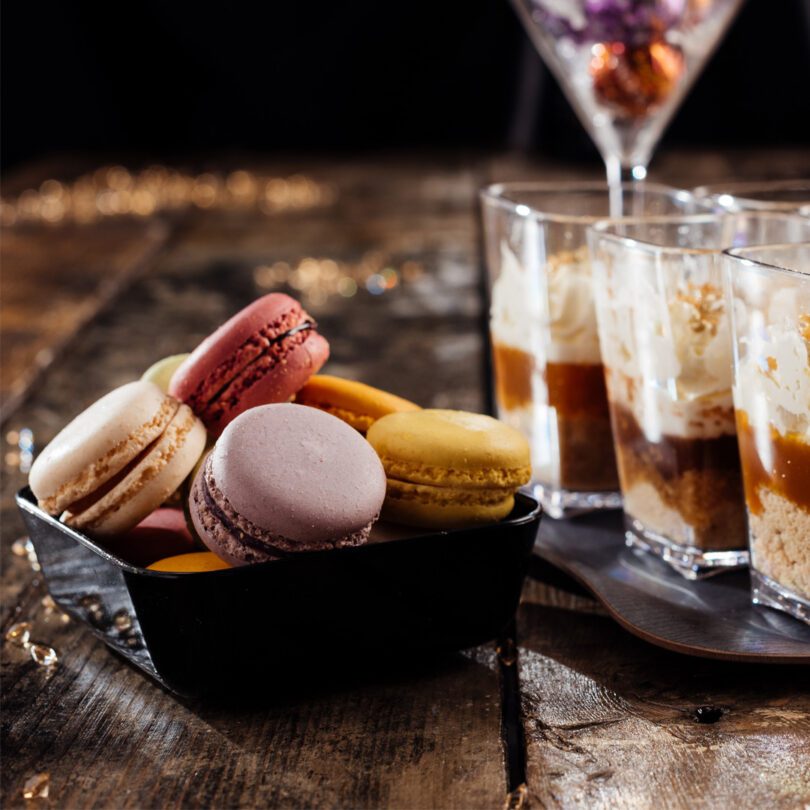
(751, 570), (810, 626)
(531, 484), (622, 520)
(625, 518), (749, 580)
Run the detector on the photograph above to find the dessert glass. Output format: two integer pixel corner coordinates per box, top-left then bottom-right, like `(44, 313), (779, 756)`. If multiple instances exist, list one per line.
(588, 213), (810, 577)
(481, 182), (702, 518)
(694, 180), (810, 214)
(724, 243), (810, 624)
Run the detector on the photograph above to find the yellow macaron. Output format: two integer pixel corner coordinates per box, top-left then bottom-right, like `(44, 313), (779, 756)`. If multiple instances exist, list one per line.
(148, 551), (231, 573)
(295, 375), (420, 434)
(366, 409), (531, 529)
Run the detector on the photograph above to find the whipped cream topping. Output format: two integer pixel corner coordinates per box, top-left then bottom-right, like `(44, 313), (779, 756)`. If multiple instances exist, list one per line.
(490, 239), (602, 366)
(595, 249), (735, 439)
(734, 287), (810, 439)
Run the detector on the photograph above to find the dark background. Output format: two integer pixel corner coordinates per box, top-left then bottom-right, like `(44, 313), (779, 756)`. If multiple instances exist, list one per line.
(2, 0), (809, 171)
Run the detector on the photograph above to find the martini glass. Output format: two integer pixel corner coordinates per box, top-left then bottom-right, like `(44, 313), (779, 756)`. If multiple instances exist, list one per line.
(512, 0), (743, 210)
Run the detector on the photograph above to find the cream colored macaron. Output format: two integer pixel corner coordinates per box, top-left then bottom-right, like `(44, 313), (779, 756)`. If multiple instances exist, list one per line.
(366, 409), (531, 529)
(29, 381), (206, 536)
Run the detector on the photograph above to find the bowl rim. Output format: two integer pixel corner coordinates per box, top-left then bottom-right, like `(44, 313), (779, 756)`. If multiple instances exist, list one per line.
(16, 486), (542, 579)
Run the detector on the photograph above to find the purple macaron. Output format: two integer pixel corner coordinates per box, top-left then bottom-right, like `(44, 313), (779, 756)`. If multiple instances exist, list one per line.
(189, 403), (386, 565)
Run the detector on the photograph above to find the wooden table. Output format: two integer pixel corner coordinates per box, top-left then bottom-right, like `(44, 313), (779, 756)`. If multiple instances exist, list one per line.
(2, 152), (809, 809)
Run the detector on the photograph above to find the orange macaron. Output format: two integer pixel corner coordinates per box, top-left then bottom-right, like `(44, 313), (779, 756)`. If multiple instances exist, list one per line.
(148, 551), (231, 573)
(295, 375), (420, 434)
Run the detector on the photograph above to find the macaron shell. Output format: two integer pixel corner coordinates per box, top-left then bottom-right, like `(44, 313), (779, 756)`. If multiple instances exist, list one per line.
(190, 457), (376, 566)
(367, 409), (531, 489)
(201, 330), (329, 435)
(204, 403), (386, 548)
(295, 375), (421, 433)
(148, 551), (231, 573)
(29, 381), (176, 514)
(169, 293), (328, 435)
(65, 403), (207, 536)
(141, 354), (190, 393)
(170, 294), (305, 401)
(189, 467), (277, 566)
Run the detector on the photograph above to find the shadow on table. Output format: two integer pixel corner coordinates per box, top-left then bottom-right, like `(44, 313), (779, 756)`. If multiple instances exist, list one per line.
(185, 647), (495, 709)
(517, 602), (808, 715)
(167, 647), (504, 762)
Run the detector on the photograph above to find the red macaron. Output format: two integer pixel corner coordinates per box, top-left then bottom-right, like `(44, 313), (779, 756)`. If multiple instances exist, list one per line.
(169, 294), (329, 435)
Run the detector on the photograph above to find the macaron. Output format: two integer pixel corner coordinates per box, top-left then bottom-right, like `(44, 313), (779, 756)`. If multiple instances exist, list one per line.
(366, 409), (531, 529)
(148, 551), (231, 573)
(29, 381), (207, 536)
(295, 375), (421, 434)
(142, 354), (190, 393)
(104, 507), (197, 567)
(169, 293), (329, 435)
(188, 403), (386, 566)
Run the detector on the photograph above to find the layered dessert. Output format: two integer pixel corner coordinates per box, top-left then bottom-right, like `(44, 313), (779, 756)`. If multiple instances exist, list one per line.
(490, 242), (618, 493)
(597, 270), (746, 552)
(734, 290), (810, 607)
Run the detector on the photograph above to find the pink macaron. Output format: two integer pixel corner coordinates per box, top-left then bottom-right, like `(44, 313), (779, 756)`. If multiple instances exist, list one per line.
(188, 403), (387, 566)
(105, 508), (197, 567)
(169, 294), (329, 435)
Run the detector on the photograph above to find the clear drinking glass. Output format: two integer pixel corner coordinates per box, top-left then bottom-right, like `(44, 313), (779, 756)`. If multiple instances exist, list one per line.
(481, 182), (703, 518)
(724, 243), (810, 624)
(588, 214), (810, 578)
(694, 180), (810, 214)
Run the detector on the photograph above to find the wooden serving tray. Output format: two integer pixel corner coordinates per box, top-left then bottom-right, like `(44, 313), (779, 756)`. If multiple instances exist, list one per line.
(533, 510), (810, 663)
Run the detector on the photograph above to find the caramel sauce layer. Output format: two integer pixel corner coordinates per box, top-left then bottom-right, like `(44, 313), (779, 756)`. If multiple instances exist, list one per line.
(492, 343), (533, 411)
(492, 340), (611, 420)
(545, 362), (610, 419)
(736, 411), (810, 516)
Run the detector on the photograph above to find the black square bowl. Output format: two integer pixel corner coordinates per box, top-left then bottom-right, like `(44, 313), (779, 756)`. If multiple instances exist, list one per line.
(16, 488), (541, 697)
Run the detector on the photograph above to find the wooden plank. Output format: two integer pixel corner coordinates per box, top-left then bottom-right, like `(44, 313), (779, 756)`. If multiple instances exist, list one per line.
(518, 597), (810, 808)
(1, 158), (509, 809)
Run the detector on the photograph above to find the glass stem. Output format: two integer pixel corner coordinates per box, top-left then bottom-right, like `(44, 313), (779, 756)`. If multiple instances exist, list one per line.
(605, 156), (648, 217)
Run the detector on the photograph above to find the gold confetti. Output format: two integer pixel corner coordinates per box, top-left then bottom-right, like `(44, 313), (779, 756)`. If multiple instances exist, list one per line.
(22, 772), (50, 800)
(11, 538), (30, 557)
(29, 644), (58, 668)
(5, 622), (32, 647)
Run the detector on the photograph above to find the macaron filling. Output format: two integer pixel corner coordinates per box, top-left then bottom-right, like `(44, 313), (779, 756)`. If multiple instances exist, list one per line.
(193, 455), (373, 564)
(64, 404), (200, 531)
(36, 395), (179, 515)
(186, 316), (316, 422)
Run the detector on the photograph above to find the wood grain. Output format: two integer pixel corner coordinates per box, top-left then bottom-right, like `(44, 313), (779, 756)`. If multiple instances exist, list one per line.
(518, 600), (810, 808)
